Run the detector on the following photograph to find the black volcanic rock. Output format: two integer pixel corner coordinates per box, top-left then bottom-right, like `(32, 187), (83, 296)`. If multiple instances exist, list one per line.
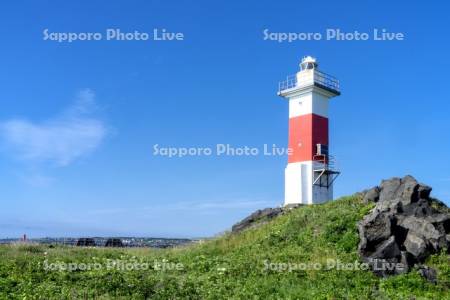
(76, 238), (96, 247)
(417, 265), (438, 283)
(232, 207), (284, 233)
(403, 231), (427, 259)
(362, 186), (380, 204)
(358, 175), (450, 280)
(105, 238), (124, 247)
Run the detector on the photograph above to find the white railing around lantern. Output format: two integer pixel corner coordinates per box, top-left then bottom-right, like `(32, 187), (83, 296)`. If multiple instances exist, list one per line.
(278, 70), (340, 94)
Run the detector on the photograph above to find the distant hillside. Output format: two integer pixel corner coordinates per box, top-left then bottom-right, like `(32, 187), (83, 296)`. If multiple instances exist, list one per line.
(0, 195), (449, 299)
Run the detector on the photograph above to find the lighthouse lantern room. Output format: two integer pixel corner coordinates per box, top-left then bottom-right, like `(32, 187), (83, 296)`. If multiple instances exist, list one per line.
(278, 56), (340, 205)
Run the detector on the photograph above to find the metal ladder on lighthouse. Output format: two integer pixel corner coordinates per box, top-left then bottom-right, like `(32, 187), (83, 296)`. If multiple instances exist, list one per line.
(312, 150), (340, 188)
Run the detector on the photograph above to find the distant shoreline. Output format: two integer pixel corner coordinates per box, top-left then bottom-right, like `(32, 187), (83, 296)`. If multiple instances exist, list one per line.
(0, 237), (201, 248)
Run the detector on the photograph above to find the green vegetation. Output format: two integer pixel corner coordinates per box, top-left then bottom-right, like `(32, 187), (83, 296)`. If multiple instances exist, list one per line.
(0, 196), (449, 299)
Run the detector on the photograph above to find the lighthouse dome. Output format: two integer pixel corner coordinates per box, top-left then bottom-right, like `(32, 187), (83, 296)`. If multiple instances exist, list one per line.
(300, 56), (318, 71)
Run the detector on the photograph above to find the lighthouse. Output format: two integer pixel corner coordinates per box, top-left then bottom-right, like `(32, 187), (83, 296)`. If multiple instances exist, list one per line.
(278, 56), (340, 205)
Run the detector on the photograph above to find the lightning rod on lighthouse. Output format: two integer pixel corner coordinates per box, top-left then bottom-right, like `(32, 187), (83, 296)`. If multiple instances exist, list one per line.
(278, 56), (340, 205)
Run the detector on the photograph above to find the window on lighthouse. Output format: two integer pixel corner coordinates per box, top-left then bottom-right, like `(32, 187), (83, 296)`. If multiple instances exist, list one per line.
(301, 62), (316, 71)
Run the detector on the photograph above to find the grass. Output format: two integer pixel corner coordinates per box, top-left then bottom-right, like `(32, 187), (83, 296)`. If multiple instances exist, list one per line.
(0, 196), (449, 299)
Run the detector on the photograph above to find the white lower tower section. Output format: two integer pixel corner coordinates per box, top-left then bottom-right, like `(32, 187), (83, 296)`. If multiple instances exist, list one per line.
(285, 161), (333, 205)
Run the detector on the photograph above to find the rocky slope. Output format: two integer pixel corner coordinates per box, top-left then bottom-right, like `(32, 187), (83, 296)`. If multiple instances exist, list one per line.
(358, 175), (450, 280)
(231, 204), (304, 232)
(232, 175), (450, 281)
(232, 207), (284, 233)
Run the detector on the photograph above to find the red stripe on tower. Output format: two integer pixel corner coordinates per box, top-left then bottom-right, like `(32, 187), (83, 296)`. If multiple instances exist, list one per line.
(288, 114), (328, 163)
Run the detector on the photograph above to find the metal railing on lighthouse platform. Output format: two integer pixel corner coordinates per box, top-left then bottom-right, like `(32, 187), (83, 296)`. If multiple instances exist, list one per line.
(278, 70), (340, 96)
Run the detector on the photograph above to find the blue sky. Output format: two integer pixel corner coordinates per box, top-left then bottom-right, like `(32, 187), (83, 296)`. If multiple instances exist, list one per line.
(0, 1), (449, 238)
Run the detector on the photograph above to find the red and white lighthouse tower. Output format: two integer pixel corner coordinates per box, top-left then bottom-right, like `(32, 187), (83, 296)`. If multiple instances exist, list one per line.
(278, 56), (340, 205)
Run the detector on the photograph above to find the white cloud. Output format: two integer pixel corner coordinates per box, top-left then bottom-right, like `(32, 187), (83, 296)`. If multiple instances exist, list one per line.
(0, 89), (107, 166)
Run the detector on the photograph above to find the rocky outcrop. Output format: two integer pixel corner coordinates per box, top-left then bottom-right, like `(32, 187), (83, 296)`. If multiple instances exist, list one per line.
(105, 238), (124, 247)
(358, 175), (450, 279)
(232, 203), (307, 233)
(232, 207), (284, 233)
(76, 238), (96, 247)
